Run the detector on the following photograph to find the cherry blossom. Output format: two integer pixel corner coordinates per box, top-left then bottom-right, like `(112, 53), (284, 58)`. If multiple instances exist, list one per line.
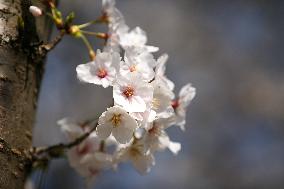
(119, 27), (159, 52)
(56, 0), (196, 179)
(120, 47), (156, 81)
(76, 50), (120, 88)
(102, 0), (126, 30)
(143, 119), (181, 155)
(58, 118), (112, 180)
(113, 73), (154, 113)
(151, 81), (175, 119)
(154, 54), (175, 91)
(171, 83), (196, 130)
(115, 140), (155, 175)
(96, 106), (138, 144)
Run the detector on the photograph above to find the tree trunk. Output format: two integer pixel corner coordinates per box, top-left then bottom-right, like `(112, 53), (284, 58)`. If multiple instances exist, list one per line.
(0, 0), (52, 188)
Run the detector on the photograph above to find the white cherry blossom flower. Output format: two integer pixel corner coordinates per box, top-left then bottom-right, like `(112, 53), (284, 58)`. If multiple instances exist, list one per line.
(61, 0), (197, 177)
(130, 108), (156, 124)
(131, 81), (174, 126)
(96, 106), (138, 144)
(130, 82), (174, 129)
(76, 50), (120, 88)
(115, 140), (155, 175)
(151, 81), (175, 119)
(58, 118), (107, 180)
(120, 47), (156, 81)
(171, 83), (196, 130)
(58, 118), (85, 141)
(154, 54), (175, 91)
(76, 152), (113, 181)
(102, 0), (126, 30)
(102, 0), (129, 53)
(104, 24), (129, 53)
(143, 119), (181, 155)
(119, 27), (159, 52)
(113, 73), (154, 112)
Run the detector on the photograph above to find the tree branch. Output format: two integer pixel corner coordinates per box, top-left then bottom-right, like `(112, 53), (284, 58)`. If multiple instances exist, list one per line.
(39, 31), (65, 54)
(33, 121), (98, 160)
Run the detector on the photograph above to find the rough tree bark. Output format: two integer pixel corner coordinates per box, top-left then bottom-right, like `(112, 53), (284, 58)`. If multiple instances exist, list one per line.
(0, 0), (53, 188)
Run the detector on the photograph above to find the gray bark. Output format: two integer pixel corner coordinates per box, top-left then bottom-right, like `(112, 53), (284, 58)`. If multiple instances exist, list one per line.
(0, 0), (52, 188)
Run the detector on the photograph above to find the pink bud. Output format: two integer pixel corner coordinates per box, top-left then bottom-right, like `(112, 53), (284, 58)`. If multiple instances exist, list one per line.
(29, 6), (42, 17)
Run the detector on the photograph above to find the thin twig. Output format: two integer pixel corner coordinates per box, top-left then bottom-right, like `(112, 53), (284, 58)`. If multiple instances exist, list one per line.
(39, 31), (65, 54)
(34, 121), (98, 158)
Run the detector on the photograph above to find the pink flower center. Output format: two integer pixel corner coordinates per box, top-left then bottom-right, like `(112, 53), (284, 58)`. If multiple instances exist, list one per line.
(97, 68), (108, 78)
(129, 65), (136, 72)
(171, 99), (179, 110)
(110, 114), (122, 127)
(123, 86), (135, 98)
(76, 142), (91, 156)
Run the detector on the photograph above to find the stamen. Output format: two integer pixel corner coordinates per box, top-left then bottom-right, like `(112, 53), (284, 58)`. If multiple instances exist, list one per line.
(111, 114), (121, 127)
(129, 65), (136, 72)
(123, 86), (135, 98)
(97, 68), (108, 78)
(152, 98), (160, 110)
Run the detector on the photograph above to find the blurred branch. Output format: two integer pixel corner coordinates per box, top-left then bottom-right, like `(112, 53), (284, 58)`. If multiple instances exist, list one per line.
(32, 121), (98, 162)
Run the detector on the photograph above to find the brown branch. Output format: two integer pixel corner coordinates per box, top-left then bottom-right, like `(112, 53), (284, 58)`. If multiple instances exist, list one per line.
(39, 31), (65, 54)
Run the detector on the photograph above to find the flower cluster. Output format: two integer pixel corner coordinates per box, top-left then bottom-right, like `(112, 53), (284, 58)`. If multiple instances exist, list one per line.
(58, 0), (196, 182)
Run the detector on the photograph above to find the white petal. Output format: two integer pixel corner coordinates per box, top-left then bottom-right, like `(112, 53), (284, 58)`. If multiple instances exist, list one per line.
(156, 54), (168, 76)
(96, 122), (113, 140)
(157, 106), (174, 119)
(102, 0), (115, 9)
(112, 126), (134, 144)
(179, 83), (196, 106)
(146, 46), (159, 52)
(128, 96), (146, 112)
(76, 62), (97, 83)
(135, 84), (154, 103)
(119, 63), (131, 76)
(131, 27), (147, 45)
(168, 141), (181, 155)
(132, 153), (155, 175)
(58, 118), (83, 141)
(112, 114), (137, 143)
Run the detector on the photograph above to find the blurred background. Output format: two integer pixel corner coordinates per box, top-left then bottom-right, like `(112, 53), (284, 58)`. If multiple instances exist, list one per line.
(33, 0), (284, 188)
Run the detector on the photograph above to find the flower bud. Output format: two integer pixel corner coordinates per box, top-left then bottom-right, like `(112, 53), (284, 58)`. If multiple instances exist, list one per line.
(29, 6), (42, 17)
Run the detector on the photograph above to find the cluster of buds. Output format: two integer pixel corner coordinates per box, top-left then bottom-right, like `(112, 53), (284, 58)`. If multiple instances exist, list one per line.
(53, 0), (196, 184)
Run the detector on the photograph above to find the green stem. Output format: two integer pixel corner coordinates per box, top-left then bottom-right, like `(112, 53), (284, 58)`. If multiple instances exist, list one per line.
(77, 19), (105, 29)
(80, 34), (96, 60)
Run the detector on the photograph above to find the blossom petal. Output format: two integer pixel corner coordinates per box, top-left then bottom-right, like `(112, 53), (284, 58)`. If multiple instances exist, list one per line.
(131, 154), (155, 175)
(168, 141), (181, 155)
(179, 83), (196, 106)
(112, 113), (137, 143)
(96, 122), (113, 140)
